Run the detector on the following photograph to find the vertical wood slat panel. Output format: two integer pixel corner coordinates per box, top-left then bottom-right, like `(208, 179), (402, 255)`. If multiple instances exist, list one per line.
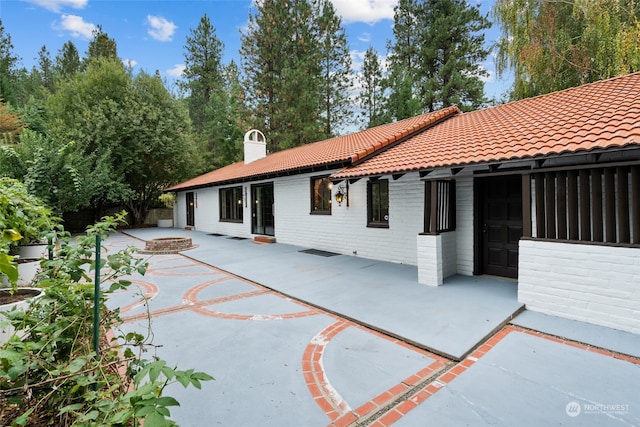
(579, 170), (591, 241)
(556, 171), (567, 239)
(535, 174), (545, 238)
(522, 174), (532, 238)
(632, 166), (640, 244)
(617, 167), (630, 243)
(424, 182), (432, 233)
(568, 171), (579, 240)
(450, 181), (457, 231)
(430, 181), (438, 234)
(604, 168), (616, 243)
(545, 172), (556, 239)
(591, 168), (603, 242)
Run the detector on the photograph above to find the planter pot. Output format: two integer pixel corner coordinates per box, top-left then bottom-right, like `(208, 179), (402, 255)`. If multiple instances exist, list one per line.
(1, 258), (40, 288)
(17, 243), (49, 259)
(0, 287), (44, 345)
(157, 219), (174, 228)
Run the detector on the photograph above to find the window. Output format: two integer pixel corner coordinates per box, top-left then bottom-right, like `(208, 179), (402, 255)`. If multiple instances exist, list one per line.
(367, 179), (389, 227)
(424, 180), (456, 234)
(220, 186), (243, 222)
(311, 176), (332, 214)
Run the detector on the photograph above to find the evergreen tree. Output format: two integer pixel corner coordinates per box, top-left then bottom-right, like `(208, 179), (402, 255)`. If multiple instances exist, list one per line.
(55, 41), (82, 78)
(386, 0), (490, 118)
(494, 0), (640, 99)
(358, 47), (386, 128)
(0, 20), (20, 105)
(241, 0), (322, 151)
(203, 61), (247, 170)
(181, 13), (225, 133)
(36, 45), (55, 92)
(315, 0), (352, 138)
(86, 25), (118, 63)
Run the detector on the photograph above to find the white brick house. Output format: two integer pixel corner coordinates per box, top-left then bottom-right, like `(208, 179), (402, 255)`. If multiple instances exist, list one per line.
(167, 74), (640, 334)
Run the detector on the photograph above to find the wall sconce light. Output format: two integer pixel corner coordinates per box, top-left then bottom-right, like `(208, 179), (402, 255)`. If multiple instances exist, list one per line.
(334, 184), (348, 207)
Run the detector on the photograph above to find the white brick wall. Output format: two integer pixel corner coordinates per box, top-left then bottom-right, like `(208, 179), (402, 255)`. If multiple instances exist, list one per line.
(518, 239), (640, 334)
(417, 234), (443, 285)
(175, 172), (426, 265)
(275, 172), (424, 264)
(417, 231), (457, 286)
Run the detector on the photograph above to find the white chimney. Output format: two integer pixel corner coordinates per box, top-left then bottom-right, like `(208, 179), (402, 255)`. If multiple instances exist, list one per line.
(244, 129), (267, 164)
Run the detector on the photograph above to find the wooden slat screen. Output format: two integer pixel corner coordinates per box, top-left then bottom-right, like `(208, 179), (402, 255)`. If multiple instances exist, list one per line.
(424, 180), (456, 234)
(531, 166), (638, 245)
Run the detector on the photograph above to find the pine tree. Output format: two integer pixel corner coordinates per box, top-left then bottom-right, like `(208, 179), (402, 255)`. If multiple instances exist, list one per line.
(55, 41), (82, 78)
(181, 14), (225, 133)
(241, 0), (323, 151)
(86, 25), (119, 63)
(36, 46), (55, 92)
(358, 47), (386, 128)
(315, 0), (352, 138)
(0, 20), (20, 104)
(385, 0), (490, 119)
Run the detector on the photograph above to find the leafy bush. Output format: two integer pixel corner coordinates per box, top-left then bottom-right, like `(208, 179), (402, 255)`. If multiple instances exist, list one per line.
(0, 213), (213, 426)
(0, 178), (56, 247)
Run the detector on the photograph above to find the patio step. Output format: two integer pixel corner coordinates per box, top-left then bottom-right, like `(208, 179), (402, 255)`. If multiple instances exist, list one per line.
(254, 236), (276, 244)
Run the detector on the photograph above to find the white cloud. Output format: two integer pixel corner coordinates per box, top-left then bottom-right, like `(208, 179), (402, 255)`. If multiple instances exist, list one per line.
(166, 64), (186, 77)
(146, 15), (177, 42)
(25, 0), (87, 13)
(56, 14), (96, 39)
(358, 32), (372, 43)
(330, 0), (397, 24)
(123, 59), (138, 68)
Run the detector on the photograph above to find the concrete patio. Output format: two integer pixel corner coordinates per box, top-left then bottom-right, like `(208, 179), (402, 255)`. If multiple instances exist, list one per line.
(123, 227), (523, 360)
(106, 228), (639, 426)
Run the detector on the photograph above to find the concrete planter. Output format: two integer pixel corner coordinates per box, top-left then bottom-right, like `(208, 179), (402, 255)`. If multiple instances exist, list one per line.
(0, 287), (44, 345)
(1, 258), (41, 288)
(157, 219), (174, 228)
(17, 243), (48, 259)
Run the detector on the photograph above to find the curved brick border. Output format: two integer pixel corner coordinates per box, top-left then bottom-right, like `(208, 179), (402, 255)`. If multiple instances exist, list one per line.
(303, 320), (353, 423)
(184, 278), (319, 321)
(116, 279), (159, 315)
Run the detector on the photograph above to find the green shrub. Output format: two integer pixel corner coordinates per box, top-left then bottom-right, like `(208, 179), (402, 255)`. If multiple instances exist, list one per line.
(0, 212), (213, 426)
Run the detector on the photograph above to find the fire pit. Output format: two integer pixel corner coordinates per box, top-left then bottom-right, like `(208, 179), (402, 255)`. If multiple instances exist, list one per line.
(140, 237), (198, 254)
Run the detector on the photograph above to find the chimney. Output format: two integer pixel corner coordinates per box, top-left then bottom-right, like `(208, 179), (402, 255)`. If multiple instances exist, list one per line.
(244, 129), (267, 164)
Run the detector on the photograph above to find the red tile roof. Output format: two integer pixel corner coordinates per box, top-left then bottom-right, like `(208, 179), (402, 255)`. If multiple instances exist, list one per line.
(332, 73), (640, 179)
(165, 106), (460, 191)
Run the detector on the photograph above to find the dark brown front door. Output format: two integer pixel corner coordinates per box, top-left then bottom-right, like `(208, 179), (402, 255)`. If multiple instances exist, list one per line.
(480, 175), (522, 278)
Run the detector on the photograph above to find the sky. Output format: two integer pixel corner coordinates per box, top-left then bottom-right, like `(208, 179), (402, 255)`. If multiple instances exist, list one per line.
(1, 0), (514, 102)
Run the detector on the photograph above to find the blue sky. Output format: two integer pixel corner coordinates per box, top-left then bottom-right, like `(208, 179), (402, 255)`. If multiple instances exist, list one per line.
(1, 0), (513, 102)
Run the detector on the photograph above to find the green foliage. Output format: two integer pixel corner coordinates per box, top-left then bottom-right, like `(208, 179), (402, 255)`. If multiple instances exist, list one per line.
(385, 0), (490, 118)
(241, 0), (351, 151)
(493, 0), (640, 99)
(0, 213), (213, 425)
(0, 178), (55, 246)
(315, 0), (353, 138)
(358, 47), (387, 129)
(44, 58), (198, 223)
(0, 19), (20, 105)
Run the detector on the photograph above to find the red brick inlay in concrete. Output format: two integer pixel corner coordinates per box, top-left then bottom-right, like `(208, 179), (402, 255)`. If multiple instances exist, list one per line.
(303, 320), (352, 422)
(366, 325), (640, 426)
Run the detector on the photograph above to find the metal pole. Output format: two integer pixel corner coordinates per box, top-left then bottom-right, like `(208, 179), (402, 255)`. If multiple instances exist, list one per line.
(93, 235), (101, 358)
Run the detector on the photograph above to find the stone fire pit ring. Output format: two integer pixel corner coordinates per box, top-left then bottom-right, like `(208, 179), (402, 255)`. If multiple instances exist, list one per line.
(139, 237), (198, 254)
